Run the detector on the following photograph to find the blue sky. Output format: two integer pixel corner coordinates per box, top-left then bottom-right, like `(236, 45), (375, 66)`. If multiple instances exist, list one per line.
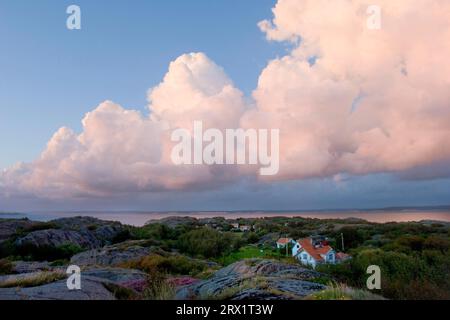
(0, 0), (285, 169)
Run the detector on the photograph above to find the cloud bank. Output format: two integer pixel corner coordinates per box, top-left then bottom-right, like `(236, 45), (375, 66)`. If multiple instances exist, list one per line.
(1, 0), (450, 200)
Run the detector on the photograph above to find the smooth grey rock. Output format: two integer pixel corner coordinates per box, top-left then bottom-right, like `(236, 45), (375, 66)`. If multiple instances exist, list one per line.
(0, 278), (116, 300)
(229, 288), (290, 300)
(214, 258), (321, 279)
(14, 229), (101, 249)
(52, 216), (120, 230)
(71, 242), (154, 266)
(0, 268), (147, 300)
(176, 259), (326, 300)
(0, 219), (39, 243)
(13, 217), (128, 251)
(83, 268), (147, 284)
(52, 217), (126, 242)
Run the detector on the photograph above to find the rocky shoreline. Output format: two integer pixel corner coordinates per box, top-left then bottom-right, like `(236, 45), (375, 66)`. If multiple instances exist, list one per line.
(0, 216), (336, 300)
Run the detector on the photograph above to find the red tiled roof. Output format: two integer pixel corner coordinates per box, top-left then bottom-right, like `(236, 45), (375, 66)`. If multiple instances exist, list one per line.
(277, 238), (291, 245)
(297, 238), (333, 261)
(336, 252), (351, 260)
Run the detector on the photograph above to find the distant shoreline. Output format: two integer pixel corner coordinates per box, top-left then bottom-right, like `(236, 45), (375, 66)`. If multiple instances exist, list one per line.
(2, 207), (450, 226)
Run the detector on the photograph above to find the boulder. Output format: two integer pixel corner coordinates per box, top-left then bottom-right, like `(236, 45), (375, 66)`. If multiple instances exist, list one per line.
(83, 267), (147, 284)
(214, 259), (320, 280)
(13, 217), (128, 251)
(14, 229), (101, 249)
(0, 277), (116, 300)
(0, 219), (40, 243)
(52, 217), (126, 242)
(71, 241), (155, 266)
(176, 259), (326, 300)
(146, 216), (199, 229)
(0, 267), (147, 300)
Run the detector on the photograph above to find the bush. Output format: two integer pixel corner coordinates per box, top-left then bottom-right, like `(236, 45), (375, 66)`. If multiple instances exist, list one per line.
(177, 227), (239, 258)
(121, 254), (207, 276)
(0, 240), (15, 259)
(15, 243), (84, 261)
(142, 272), (175, 300)
(22, 222), (59, 233)
(332, 227), (368, 250)
(111, 229), (132, 244)
(318, 246), (450, 300)
(131, 224), (175, 241)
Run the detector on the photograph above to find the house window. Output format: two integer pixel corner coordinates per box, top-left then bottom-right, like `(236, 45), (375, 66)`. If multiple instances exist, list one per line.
(302, 254), (307, 260)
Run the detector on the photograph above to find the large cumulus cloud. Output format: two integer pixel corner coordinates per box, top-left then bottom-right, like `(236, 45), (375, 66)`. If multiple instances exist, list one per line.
(252, 0), (450, 180)
(1, 0), (450, 200)
(1, 53), (247, 199)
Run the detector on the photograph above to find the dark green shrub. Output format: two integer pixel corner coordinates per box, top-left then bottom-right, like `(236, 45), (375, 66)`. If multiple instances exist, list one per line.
(177, 227), (238, 258)
(121, 254), (207, 276)
(112, 229), (132, 244)
(15, 243), (84, 261)
(131, 224), (175, 241)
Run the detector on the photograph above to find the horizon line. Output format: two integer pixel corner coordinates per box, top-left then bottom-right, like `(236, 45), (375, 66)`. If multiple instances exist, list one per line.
(4, 204), (450, 215)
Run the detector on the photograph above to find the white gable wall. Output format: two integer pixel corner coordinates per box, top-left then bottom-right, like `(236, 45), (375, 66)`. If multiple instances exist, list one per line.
(292, 241), (337, 268)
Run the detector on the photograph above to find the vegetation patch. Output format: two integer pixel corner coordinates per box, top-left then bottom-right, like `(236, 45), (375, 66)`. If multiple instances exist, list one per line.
(142, 273), (176, 300)
(0, 259), (13, 275)
(15, 243), (84, 261)
(177, 227), (243, 258)
(0, 271), (65, 288)
(120, 254), (207, 277)
(306, 283), (385, 300)
(102, 282), (138, 300)
(217, 246), (283, 266)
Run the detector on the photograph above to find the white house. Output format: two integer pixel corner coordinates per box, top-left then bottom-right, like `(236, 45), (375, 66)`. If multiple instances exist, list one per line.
(292, 237), (336, 269)
(231, 223), (252, 232)
(276, 238), (294, 249)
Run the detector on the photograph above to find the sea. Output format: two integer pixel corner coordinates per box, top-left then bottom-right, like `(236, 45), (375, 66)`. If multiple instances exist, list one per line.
(1, 209), (450, 227)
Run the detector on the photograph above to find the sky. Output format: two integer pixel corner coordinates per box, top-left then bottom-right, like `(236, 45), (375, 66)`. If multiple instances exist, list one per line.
(0, 0), (286, 169)
(1, 0), (450, 212)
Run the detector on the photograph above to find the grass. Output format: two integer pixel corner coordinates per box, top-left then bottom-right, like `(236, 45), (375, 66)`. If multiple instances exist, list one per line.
(217, 246), (285, 266)
(306, 283), (385, 300)
(119, 254), (207, 277)
(142, 273), (176, 300)
(0, 259), (13, 275)
(0, 271), (65, 288)
(102, 282), (138, 300)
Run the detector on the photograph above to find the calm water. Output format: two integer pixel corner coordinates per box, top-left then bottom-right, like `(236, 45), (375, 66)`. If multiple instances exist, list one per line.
(1, 210), (450, 226)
